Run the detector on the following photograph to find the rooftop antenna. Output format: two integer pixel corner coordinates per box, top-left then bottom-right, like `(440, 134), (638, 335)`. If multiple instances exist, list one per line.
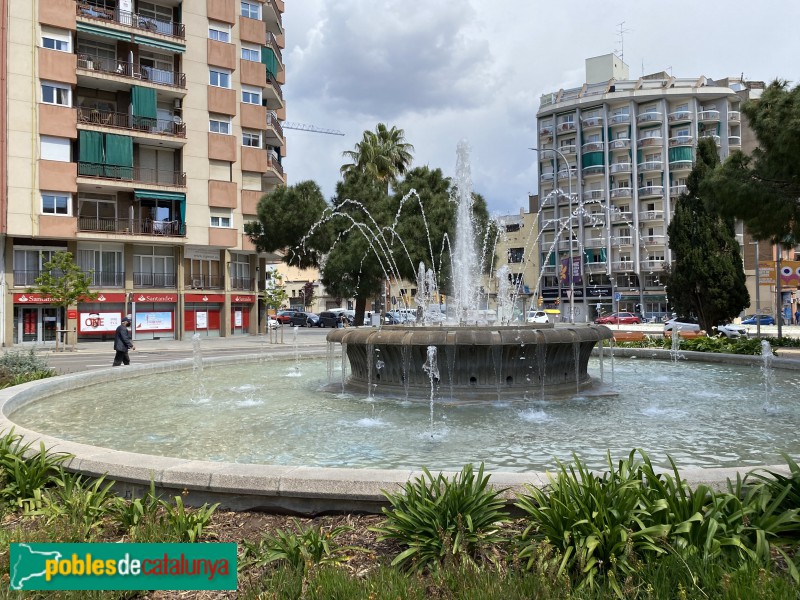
(615, 21), (631, 62)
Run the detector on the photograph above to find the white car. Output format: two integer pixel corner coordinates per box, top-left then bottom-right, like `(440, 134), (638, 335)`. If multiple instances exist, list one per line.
(266, 315), (280, 329)
(663, 316), (700, 334)
(716, 323), (747, 339)
(526, 310), (549, 324)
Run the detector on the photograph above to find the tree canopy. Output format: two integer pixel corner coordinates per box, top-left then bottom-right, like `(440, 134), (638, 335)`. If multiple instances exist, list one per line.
(28, 251), (97, 308)
(340, 123), (415, 188)
(666, 138), (749, 331)
(703, 80), (800, 243)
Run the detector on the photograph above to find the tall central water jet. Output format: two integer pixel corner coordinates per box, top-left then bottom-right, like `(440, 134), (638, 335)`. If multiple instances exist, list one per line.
(451, 140), (480, 318)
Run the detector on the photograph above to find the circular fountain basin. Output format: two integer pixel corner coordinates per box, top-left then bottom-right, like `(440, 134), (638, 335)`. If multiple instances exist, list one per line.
(326, 324), (613, 399)
(0, 348), (797, 513)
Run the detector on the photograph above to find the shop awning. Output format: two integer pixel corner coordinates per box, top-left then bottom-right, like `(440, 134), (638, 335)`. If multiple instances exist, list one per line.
(76, 22), (131, 41)
(134, 190), (186, 222)
(133, 35), (186, 53)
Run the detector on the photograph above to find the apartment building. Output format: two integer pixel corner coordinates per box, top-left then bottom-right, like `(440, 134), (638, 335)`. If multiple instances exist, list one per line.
(535, 53), (762, 322)
(0, 0), (286, 345)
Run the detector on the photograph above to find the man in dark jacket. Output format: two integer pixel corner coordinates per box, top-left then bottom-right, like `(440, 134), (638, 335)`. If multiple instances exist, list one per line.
(113, 317), (135, 366)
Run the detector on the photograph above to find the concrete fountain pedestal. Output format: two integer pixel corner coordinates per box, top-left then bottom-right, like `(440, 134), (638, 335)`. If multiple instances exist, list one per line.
(327, 324), (613, 400)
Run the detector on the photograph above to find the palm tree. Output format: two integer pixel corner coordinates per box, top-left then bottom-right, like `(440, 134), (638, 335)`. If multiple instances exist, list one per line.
(340, 123), (414, 188)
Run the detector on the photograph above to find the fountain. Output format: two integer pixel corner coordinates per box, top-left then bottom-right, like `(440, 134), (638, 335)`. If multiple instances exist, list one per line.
(326, 141), (613, 399)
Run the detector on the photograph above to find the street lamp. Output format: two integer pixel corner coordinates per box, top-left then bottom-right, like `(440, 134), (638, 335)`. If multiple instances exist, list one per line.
(530, 146), (575, 324)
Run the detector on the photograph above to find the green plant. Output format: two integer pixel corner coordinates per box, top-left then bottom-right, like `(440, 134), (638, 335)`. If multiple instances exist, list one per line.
(0, 350), (55, 389)
(746, 454), (800, 515)
(372, 463), (510, 572)
(23, 471), (118, 540)
(158, 495), (218, 542)
(0, 433), (70, 507)
(515, 451), (669, 595)
(111, 478), (162, 535)
(242, 519), (362, 574)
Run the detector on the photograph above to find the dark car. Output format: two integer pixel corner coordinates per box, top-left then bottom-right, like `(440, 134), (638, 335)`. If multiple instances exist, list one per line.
(305, 313), (321, 327)
(275, 310), (297, 324)
(287, 311), (310, 327)
(319, 311), (352, 327)
(742, 314), (775, 325)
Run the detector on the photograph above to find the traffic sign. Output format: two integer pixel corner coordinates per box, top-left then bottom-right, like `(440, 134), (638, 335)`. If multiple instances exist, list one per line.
(614, 292), (621, 301)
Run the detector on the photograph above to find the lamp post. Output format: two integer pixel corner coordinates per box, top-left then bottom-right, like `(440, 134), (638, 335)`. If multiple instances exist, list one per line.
(530, 146), (575, 323)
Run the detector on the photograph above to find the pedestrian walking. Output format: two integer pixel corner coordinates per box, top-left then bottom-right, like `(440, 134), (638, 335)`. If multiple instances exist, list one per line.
(795, 308), (800, 326)
(112, 317), (135, 366)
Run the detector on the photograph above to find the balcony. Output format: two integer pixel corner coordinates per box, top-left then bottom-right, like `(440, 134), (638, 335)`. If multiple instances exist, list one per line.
(541, 265), (557, 275)
(609, 162), (631, 174)
(611, 211), (633, 224)
(698, 133), (721, 145)
(581, 115), (604, 128)
(78, 163), (186, 187)
(584, 237), (606, 248)
(729, 136), (742, 147)
(540, 172), (555, 182)
(638, 185), (665, 198)
(230, 277), (255, 291)
(557, 121), (576, 133)
(186, 274), (223, 290)
(263, 152), (285, 182)
(583, 213), (606, 227)
(582, 189), (604, 202)
(637, 112), (663, 125)
(264, 71), (284, 109)
(77, 107), (185, 138)
(78, 217), (185, 237)
(669, 160), (693, 171)
(637, 136), (663, 148)
(639, 210), (664, 221)
(133, 272), (177, 288)
(557, 169), (577, 181)
(608, 138), (631, 150)
(582, 165), (605, 176)
(539, 124), (554, 136)
(669, 184), (686, 198)
(698, 110), (720, 123)
(77, 55), (186, 88)
(558, 239), (580, 250)
(728, 111), (741, 123)
(76, 2), (185, 39)
(637, 161), (663, 173)
(668, 135), (693, 147)
(585, 262), (608, 273)
(582, 141), (604, 152)
(13, 270), (46, 287)
(641, 259), (665, 270)
(613, 261), (635, 271)
(610, 188), (632, 199)
(667, 110), (692, 123)
(643, 235), (666, 245)
(609, 113), (630, 125)
(557, 144), (576, 155)
(612, 236), (632, 246)
(265, 111), (284, 144)
(84, 270), (125, 287)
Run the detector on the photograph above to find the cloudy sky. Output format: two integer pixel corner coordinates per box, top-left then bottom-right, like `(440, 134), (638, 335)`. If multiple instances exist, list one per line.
(280, 1), (799, 216)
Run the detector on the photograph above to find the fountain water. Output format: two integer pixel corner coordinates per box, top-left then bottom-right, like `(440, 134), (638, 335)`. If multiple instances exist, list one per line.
(761, 340), (775, 411)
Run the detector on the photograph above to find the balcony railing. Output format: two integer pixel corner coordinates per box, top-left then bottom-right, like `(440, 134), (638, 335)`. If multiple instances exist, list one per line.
(77, 55), (186, 88)
(637, 112), (663, 124)
(186, 275), (223, 290)
(641, 259), (665, 269)
(699, 133), (721, 144)
(539, 125), (554, 136)
(13, 270), (47, 286)
(266, 111), (284, 139)
(78, 163), (186, 186)
(582, 165), (605, 176)
(230, 277), (255, 291)
(610, 188), (632, 199)
(542, 265), (557, 274)
(585, 262), (607, 272)
(638, 185), (665, 197)
(77, 107), (186, 137)
(609, 162), (631, 174)
(637, 161), (663, 172)
(83, 270), (125, 287)
(667, 110), (692, 122)
(608, 138), (631, 150)
(76, 2), (185, 38)
(540, 172), (555, 182)
(582, 190), (604, 202)
(728, 111), (741, 123)
(557, 144), (576, 155)
(133, 272), (177, 288)
(643, 235), (666, 245)
(584, 237), (606, 248)
(582, 141), (603, 152)
(610, 113), (630, 125)
(698, 110), (720, 122)
(611, 211), (632, 223)
(637, 136), (663, 148)
(668, 135), (693, 147)
(639, 210), (664, 221)
(670, 184), (686, 197)
(613, 261), (635, 271)
(612, 236), (632, 245)
(558, 240), (580, 250)
(729, 136), (742, 147)
(581, 116), (604, 128)
(557, 121), (577, 133)
(669, 160), (693, 170)
(267, 153), (284, 176)
(78, 216), (186, 237)
(557, 169), (576, 181)
(267, 33), (283, 64)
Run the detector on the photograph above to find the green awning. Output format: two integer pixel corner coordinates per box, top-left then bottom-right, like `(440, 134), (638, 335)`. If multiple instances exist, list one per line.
(104, 133), (133, 178)
(78, 130), (104, 176)
(131, 85), (157, 127)
(135, 190), (186, 222)
(581, 151), (603, 167)
(76, 22), (131, 41)
(668, 147), (693, 162)
(261, 47), (278, 77)
(133, 35), (185, 53)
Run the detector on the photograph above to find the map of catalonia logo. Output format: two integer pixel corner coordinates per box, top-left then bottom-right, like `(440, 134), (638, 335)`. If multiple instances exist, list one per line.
(9, 543), (237, 591)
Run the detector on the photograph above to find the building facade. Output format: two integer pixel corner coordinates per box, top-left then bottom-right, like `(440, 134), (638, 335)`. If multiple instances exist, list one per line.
(1, 0), (286, 345)
(535, 54), (762, 323)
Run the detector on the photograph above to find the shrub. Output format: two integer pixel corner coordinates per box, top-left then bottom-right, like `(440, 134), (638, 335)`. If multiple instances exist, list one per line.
(158, 495), (218, 543)
(0, 350), (55, 388)
(372, 463), (510, 572)
(0, 431), (70, 508)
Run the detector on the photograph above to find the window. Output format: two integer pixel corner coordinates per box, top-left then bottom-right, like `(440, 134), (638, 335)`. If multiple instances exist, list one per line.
(209, 68), (231, 88)
(13, 247), (64, 286)
(675, 102), (689, 112)
(41, 192), (70, 215)
(210, 213), (232, 227)
(505, 223), (520, 233)
(77, 243), (124, 287)
(642, 129), (661, 138)
(242, 85), (262, 105)
(41, 82), (71, 106)
(40, 136), (71, 162)
(241, 43), (260, 62)
(241, 1), (261, 19)
(242, 130), (261, 147)
(133, 245), (175, 287)
(209, 115), (231, 134)
(41, 27), (71, 52)
(645, 153), (662, 162)
(208, 21), (230, 42)
(673, 127), (691, 138)
(508, 248), (524, 263)
(209, 160), (232, 181)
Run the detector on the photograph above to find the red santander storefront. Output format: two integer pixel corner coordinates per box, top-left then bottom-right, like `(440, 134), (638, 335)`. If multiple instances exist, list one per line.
(184, 294), (224, 337)
(131, 292), (178, 341)
(77, 292), (128, 342)
(231, 294), (255, 335)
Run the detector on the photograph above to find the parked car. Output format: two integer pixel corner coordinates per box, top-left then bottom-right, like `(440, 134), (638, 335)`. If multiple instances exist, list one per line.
(276, 310), (297, 324)
(741, 314), (775, 325)
(526, 310), (549, 324)
(594, 312), (641, 325)
(663, 316), (700, 334)
(287, 311), (310, 327)
(305, 313), (321, 327)
(266, 315), (280, 329)
(318, 311), (341, 328)
(716, 323), (747, 338)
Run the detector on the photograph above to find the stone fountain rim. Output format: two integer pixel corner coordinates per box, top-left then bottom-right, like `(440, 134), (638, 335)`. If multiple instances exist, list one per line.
(0, 349), (794, 514)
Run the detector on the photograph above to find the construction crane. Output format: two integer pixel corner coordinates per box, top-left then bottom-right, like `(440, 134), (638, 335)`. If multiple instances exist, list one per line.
(282, 122), (345, 136)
